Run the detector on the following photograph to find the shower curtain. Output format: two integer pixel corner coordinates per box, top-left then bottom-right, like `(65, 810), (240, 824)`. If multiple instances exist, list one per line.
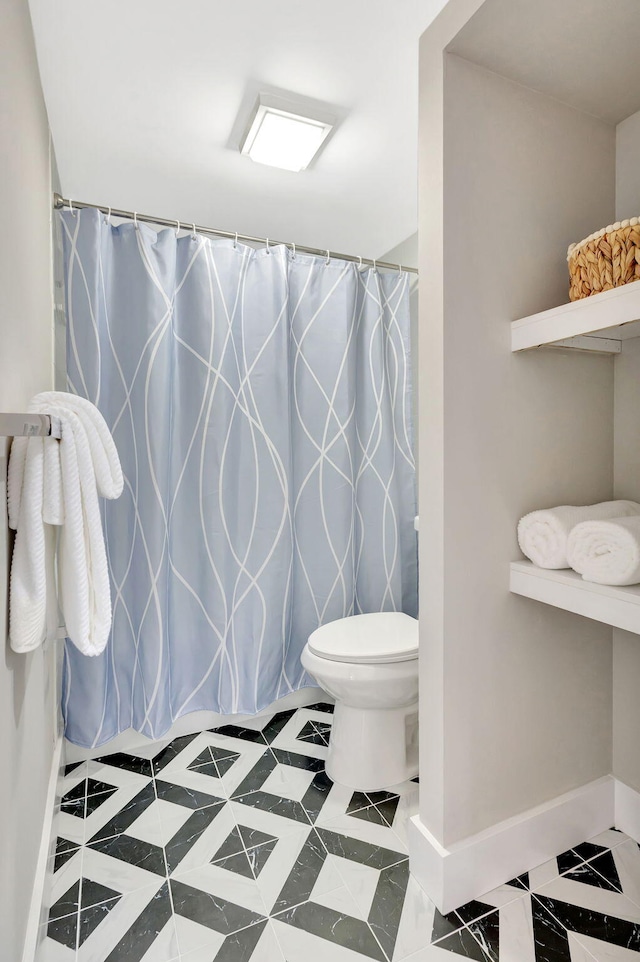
(60, 208), (417, 747)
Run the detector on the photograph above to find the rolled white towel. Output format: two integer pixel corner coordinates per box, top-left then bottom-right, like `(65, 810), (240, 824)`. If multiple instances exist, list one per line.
(568, 516), (640, 585)
(517, 500), (640, 569)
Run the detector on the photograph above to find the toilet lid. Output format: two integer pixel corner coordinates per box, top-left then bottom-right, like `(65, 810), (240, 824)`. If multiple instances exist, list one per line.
(308, 612), (418, 664)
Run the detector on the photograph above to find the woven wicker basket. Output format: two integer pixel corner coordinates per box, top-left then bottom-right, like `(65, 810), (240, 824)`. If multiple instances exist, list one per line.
(568, 218), (640, 300)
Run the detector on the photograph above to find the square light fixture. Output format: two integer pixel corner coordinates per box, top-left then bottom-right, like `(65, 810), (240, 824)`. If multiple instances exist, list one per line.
(240, 94), (335, 172)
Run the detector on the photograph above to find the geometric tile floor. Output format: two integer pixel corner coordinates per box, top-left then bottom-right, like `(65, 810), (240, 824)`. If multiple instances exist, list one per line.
(37, 702), (640, 961)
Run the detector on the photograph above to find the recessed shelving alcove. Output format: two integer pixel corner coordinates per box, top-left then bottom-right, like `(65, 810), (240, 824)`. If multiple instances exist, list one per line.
(511, 282), (640, 634)
(414, 0), (640, 913)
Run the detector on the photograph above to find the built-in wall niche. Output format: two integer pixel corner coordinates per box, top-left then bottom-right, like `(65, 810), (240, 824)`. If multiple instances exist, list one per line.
(506, 92), (640, 630)
(417, 0), (640, 905)
(444, 0), (640, 629)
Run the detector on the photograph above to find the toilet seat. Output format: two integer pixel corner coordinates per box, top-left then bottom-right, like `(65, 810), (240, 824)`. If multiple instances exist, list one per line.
(308, 612), (418, 665)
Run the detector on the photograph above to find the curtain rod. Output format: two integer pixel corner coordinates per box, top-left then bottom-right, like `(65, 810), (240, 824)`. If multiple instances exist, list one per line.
(53, 194), (418, 275)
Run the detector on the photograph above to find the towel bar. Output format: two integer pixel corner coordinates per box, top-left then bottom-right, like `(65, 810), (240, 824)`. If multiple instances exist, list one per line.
(0, 413), (62, 439)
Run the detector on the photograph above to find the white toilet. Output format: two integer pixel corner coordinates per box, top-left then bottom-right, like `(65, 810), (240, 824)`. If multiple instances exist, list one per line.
(301, 611), (419, 792)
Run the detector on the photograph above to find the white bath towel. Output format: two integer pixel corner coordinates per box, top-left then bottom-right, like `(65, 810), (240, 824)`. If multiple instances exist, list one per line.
(517, 500), (640, 569)
(567, 515), (640, 585)
(8, 392), (123, 655)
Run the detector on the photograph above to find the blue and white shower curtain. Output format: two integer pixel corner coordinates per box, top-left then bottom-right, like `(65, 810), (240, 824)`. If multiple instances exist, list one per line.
(60, 208), (417, 747)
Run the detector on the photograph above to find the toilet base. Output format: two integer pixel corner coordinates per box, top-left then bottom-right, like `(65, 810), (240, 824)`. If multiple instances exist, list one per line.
(325, 700), (419, 792)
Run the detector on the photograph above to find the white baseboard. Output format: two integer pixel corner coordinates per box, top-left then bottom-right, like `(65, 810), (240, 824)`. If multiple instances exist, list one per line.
(614, 779), (640, 842)
(65, 687), (331, 762)
(409, 775), (617, 914)
(22, 734), (65, 962)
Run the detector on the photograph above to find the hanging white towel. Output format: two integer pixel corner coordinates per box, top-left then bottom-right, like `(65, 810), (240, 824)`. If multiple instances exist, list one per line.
(517, 500), (640, 569)
(567, 515), (640, 586)
(8, 392), (123, 655)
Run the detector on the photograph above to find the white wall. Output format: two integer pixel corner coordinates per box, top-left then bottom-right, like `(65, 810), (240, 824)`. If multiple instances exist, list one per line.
(382, 232), (418, 270)
(613, 627), (640, 791)
(419, 50), (616, 846)
(616, 110), (640, 221)
(612, 113), (640, 794)
(0, 0), (56, 957)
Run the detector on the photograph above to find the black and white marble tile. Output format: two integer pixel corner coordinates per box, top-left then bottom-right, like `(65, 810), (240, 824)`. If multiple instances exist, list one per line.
(38, 703), (640, 962)
(152, 733), (268, 802)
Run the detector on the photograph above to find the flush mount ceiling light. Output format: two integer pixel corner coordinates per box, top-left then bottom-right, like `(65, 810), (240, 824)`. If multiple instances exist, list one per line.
(240, 93), (335, 172)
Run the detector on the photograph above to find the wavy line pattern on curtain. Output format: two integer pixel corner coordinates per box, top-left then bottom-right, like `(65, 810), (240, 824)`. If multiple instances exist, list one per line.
(59, 209), (417, 747)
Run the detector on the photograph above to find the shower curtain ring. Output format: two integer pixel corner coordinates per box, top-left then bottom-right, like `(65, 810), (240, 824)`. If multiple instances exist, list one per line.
(266, 238), (270, 253)
(191, 222), (197, 239)
(133, 212), (139, 230)
(105, 206), (112, 226)
(291, 242), (296, 259)
(373, 259), (377, 271)
(175, 219), (181, 237)
(234, 232), (238, 249)
(69, 199), (76, 216)
(325, 250), (331, 266)
(358, 256), (363, 270)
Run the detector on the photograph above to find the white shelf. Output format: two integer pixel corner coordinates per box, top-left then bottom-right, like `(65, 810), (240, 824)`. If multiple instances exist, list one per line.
(511, 282), (640, 353)
(510, 560), (640, 634)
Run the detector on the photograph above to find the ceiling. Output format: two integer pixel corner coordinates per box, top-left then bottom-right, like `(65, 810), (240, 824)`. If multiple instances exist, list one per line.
(28, 0), (446, 260)
(450, 0), (640, 126)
